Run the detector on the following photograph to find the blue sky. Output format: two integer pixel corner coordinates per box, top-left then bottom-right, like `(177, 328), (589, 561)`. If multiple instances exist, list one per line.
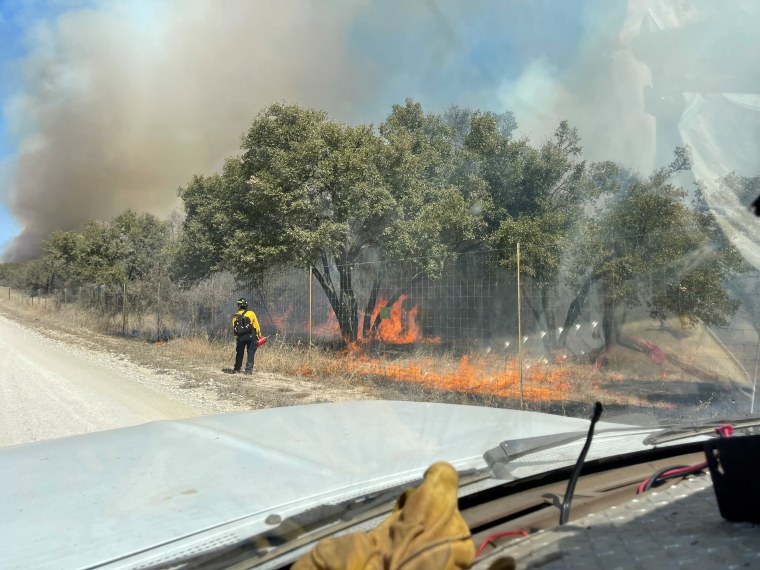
(3, 1), (760, 272)
(347, 0), (593, 117)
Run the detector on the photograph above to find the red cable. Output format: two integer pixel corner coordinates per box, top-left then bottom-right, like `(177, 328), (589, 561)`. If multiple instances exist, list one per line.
(637, 462), (708, 494)
(479, 426), (737, 556)
(716, 424), (734, 438)
(637, 424), (732, 494)
(475, 529), (529, 557)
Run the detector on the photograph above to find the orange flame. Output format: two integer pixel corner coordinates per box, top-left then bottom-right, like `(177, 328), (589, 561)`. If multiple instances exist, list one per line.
(270, 294), (440, 344)
(294, 349), (675, 409)
(365, 294), (440, 344)
(268, 304), (293, 333)
(311, 308), (340, 336)
(369, 355), (569, 401)
(299, 352), (571, 403)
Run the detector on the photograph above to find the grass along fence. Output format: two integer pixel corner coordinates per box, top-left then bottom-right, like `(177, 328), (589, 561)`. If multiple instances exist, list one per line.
(1, 239), (756, 417)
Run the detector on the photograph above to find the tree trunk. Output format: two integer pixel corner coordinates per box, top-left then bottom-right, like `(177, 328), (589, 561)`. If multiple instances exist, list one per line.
(521, 281), (552, 352)
(312, 256), (341, 329)
(362, 279), (381, 338)
(122, 280), (128, 336)
(540, 287), (558, 350)
(336, 260), (359, 343)
(311, 252), (360, 345)
(558, 273), (598, 346)
(602, 298), (618, 350)
(597, 273), (623, 350)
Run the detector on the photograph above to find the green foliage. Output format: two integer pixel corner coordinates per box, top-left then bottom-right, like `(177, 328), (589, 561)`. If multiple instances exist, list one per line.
(174, 165), (244, 280)
(0, 262), (19, 287)
(213, 102), (394, 272)
(4, 98), (746, 351)
(73, 211), (170, 286)
(491, 210), (572, 284)
(112, 210), (172, 282)
(379, 99), (485, 273)
(566, 150), (744, 347)
(27, 211), (170, 288)
(0, 260), (48, 290)
(175, 100), (488, 340)
(43, 231), (83, 288)
(172, 102), (746, 347)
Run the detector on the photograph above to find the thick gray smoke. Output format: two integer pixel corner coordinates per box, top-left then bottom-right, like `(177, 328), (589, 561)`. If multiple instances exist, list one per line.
(3, 0), (372, 259)
(3, 0), (760, 261)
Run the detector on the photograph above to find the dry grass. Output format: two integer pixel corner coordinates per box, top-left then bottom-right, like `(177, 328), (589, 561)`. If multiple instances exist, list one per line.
(0, 293), (715, 416)
(158, 335), (231, 369)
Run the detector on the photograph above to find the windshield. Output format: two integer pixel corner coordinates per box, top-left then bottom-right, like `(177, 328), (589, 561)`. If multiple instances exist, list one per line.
(1, 0), (759, 567)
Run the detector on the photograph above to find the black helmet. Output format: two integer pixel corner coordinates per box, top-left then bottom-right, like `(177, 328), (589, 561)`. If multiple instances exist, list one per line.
(236, 298), (248, 310)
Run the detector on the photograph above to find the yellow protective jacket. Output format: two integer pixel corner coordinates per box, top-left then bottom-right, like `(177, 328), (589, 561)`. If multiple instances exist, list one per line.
(293, 462), (475, 570)
(232, 309), (261, 339)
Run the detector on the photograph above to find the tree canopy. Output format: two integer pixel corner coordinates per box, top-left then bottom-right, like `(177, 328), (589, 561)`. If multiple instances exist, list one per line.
(1, 99), (746, 351)
(11, 211), (172, 291)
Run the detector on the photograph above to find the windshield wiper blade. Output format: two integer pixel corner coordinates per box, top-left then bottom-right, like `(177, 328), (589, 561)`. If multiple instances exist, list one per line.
(643, 416), (760, 446)
(483, 425), (656, 480)
(484, 416), (760, 477)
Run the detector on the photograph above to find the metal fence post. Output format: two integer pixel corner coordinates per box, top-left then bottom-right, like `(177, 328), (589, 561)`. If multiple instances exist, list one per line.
(517, 242), (524, 411)
(309, 266), (313, 347)
(210, 275), (216, 326)
(156, 279), (161, 341)
(122, 281), (127, 335)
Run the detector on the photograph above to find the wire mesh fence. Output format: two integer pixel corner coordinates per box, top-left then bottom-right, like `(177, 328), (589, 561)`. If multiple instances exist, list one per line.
(2, 237), (758, 417)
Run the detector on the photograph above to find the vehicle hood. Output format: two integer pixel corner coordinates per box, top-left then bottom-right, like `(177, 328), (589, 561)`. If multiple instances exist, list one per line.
(1, 400), (660, 569)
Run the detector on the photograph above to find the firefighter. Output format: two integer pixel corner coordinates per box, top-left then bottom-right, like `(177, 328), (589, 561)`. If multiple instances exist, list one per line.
(232, 298), (261, 374)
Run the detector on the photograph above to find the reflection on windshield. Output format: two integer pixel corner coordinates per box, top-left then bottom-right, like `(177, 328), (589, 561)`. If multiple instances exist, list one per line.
(1, 1), (759, 425)
(3, 2), (760, 569)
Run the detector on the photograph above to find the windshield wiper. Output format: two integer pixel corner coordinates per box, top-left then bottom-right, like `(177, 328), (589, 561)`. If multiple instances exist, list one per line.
(643, 416), (760, 445)
(483, 425), (656, 480)
(484, 416), (760, 479)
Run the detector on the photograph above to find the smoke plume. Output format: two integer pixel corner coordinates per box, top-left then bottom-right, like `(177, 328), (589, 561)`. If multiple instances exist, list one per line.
(3, 0), (371, 259)
(3, 0), (760, 260)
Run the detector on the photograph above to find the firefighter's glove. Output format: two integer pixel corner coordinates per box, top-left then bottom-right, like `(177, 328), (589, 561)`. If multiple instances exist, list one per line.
(293, 461), (475, 570)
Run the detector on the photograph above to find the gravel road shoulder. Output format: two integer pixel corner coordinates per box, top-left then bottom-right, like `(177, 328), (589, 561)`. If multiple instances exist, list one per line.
(0, 301), (376, 422)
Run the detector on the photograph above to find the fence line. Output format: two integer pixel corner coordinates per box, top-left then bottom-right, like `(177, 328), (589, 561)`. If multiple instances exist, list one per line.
(1, 238), (757, 417)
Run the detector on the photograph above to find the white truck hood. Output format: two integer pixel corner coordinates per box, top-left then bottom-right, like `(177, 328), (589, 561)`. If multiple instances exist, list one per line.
(1, 400), (653, 569)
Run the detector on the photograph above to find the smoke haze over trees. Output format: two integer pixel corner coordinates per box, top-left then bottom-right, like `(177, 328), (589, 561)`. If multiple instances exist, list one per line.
(1, 99), (746, 350)
(3, 0), (760, 263)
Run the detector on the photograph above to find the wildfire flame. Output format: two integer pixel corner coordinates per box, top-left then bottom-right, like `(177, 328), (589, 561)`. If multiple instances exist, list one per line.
(271, 293), (440, 344)
(365, 294), (440, 344)
(298, 353), (572, 403)
(311, 309), (339, 337)
(268, 304), (293, 333)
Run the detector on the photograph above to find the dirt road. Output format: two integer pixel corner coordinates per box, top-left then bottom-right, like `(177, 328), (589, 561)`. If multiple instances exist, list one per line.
(0, 314), (226, 448)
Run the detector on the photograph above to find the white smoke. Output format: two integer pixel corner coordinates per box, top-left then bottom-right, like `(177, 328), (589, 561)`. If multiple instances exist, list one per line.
(3, 0), (372, 259)
(2, 0), (760, 261)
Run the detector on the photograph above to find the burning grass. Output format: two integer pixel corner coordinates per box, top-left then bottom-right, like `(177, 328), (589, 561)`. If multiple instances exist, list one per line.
(0, 293), (686, 413)
(278, 342), (676, 411)
(296, 352), (571, 402)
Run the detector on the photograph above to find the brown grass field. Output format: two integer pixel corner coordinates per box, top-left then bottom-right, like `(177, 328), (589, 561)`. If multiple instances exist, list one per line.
(0, 291), (748, 419)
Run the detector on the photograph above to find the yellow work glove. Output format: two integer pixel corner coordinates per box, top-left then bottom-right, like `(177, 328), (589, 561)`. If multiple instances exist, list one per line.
(293, 461), (475, 570)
